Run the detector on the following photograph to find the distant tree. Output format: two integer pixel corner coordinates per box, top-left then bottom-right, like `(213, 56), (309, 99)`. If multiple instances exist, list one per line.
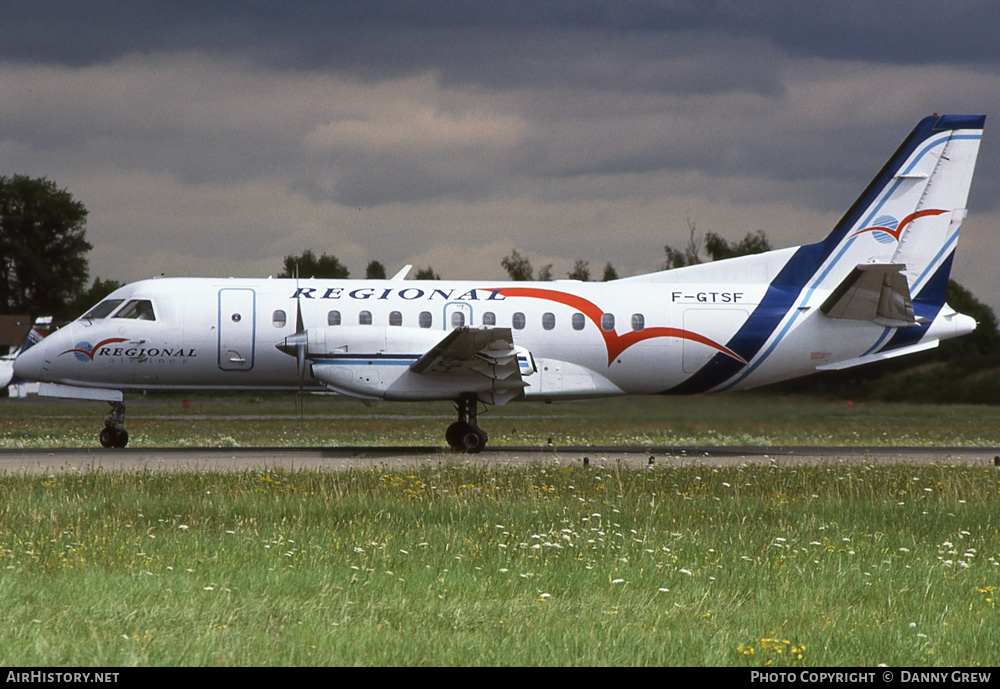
(279, 250), (349, 279)
(664, 221), (772, 267)
(66, 277), (123, 318)
(663, 221), (704, 269)
(365, 260), (387, 279)
(704, 230), (771, 261)
(415, 266), (440, 280)
(501, 249), (533, 281)
(567, 259), (591, 281)
(602, 262), (619, 281)
(537, 263), (553, 281)
(0, 175), (92, 319)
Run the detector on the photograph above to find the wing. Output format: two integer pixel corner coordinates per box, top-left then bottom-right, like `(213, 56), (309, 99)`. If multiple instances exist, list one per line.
(410, 327), (531, 404)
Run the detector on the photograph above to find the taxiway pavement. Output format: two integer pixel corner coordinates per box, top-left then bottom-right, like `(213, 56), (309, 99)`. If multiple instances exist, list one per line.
(1, 445), (997, 474)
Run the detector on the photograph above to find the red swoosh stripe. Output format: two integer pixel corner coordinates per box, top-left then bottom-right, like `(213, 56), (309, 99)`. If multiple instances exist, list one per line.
(850, 208), (947, 241)
(493, 287), (746, 367)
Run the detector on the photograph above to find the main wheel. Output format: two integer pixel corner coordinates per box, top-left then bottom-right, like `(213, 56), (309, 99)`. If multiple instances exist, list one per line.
(460, 427), (487, 454)
(100, 427), (129, 448)
(446, 421), (470, 450)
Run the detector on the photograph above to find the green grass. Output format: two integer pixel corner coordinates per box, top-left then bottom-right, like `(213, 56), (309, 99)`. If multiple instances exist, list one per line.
(4, 392), (1000, 448)
(2, 394), (1000, 665)
(0, 464), (998, 666)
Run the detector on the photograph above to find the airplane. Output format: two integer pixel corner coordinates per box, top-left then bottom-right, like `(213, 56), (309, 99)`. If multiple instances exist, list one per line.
(12, 114), (985, 452)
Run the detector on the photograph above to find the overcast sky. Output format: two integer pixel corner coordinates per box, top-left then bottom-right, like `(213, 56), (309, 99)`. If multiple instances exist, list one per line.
(3, 1), (1000, 312)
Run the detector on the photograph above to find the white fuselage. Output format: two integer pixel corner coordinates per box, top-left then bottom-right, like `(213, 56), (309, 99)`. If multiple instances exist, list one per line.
(11, 271), (972, 403)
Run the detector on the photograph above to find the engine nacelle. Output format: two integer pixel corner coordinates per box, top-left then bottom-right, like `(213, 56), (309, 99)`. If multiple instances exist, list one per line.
(298, 326), (534, 402)
(304, 325), (444, 358)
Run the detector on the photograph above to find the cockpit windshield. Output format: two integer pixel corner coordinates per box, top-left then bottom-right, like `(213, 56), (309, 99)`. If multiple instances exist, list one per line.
(114, 299), (156, 321)
(81, 299), (125, 320)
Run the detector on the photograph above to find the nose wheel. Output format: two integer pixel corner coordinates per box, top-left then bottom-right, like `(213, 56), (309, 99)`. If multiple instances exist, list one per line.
(446, 394), (487, 453)
(99, 401), (129, 448)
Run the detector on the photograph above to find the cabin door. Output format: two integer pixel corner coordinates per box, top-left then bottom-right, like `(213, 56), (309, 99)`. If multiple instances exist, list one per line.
(218, 288), (256, 371)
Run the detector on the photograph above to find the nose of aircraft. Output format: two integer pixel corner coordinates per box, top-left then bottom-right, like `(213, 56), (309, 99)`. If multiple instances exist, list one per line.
(12, 338), (47, 382)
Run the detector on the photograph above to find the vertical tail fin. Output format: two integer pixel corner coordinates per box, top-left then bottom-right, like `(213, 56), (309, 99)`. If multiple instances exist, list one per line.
(671, 116), (984, 394)
(15, 316), (52, 356)
(807, 115), (983, 362)
(810, 114), (984, 299)
(5, 316), (52, 387)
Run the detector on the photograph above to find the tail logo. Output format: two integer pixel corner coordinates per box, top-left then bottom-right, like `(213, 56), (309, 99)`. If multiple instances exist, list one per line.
(850, 209), (947, 243)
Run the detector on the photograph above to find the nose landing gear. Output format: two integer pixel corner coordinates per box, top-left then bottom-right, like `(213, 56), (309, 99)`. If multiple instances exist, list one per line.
(98, 401), (129, 448)
(446, 393), (487, 453)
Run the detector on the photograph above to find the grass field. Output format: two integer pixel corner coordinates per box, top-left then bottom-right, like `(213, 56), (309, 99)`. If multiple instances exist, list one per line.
(1, 394), (999, 666)
(3, 392), (1000, 448)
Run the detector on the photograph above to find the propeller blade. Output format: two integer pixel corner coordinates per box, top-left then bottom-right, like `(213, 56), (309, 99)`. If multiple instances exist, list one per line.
(295, 285), (304, 333)
(296, 340), (307, 383)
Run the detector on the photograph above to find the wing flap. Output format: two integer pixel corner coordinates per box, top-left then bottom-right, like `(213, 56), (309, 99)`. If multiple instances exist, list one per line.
(410, 327), (531, 405)
(411, 327), (528, 380)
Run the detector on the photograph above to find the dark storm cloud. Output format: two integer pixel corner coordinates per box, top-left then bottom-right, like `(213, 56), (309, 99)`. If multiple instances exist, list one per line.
(1, 1), (998, 310)
(5, 1), (999, 79)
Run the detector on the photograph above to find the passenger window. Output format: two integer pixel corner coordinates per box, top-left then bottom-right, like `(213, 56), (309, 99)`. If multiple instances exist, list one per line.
(572, 313), (585, 331)
(631, 314), (644, 331)
(601, 313), (615, 331)
(359, 311), (372, 325)
(451, 311), (466, 328)
(272, 310), (286, 328)
(542, 312), (555, 330)
(328, 310), (341, 326)
(482, 312), (496, 326)
(83, 299), (124, 320)
(512, 312), (525, 330)
(114, 300), (156, 321)
(389, 311), (402, 326)
(419, 311), (432, 328)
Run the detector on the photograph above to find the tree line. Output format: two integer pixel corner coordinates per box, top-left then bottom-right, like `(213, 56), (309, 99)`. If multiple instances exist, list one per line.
(279, 251), (439, 280)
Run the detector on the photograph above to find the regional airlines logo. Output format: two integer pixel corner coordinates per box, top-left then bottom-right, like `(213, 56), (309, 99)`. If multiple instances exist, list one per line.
(61, 339), (196, 362)
(849, 209), (947, 243)
(493, 287), (747, 367)
(62, 339), (129, 362)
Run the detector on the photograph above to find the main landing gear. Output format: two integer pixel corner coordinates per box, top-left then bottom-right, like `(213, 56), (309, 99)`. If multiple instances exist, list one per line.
(98, 401), (129, 448)
(445, 393), (488, 453)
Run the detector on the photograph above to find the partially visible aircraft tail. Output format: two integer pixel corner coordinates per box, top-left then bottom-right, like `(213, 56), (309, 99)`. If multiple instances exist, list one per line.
(15, 317), (52, 356)
(3, 317), (53, 388)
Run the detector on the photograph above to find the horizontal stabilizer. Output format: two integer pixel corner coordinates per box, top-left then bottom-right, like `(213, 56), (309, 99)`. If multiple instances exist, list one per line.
(820, 264), (922, 328)
(816, 339), (938, 371)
